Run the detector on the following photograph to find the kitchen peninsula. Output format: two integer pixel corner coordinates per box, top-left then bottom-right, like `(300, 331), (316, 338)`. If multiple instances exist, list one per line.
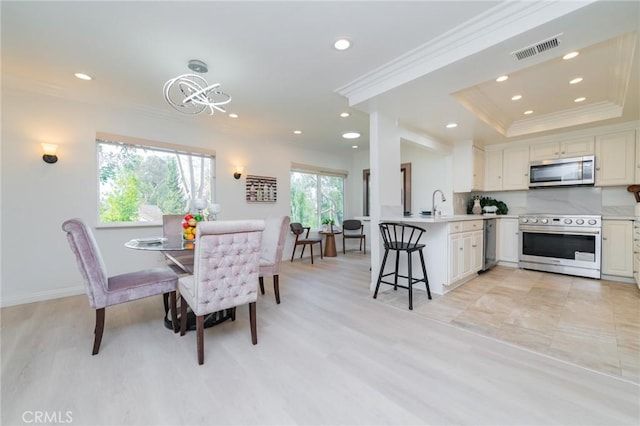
(364, 214), (518, 295)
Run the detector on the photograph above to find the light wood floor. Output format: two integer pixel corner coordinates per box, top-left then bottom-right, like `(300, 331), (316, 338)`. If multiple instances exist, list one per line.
(2, 253), (639, 425)
(376, 264), (640, 383)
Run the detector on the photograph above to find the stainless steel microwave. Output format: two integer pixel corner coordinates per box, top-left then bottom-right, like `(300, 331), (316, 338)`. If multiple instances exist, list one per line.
(529, 155), (595, 188)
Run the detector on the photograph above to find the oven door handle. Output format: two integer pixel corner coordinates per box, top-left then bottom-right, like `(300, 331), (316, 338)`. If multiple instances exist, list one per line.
(519, 227), (600, 235)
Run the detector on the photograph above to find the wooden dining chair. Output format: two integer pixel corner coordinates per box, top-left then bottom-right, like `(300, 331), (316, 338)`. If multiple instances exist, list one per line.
(289, 222), (323, 264)
(62, 218), (179, 355)
(342, 219), (366, 254)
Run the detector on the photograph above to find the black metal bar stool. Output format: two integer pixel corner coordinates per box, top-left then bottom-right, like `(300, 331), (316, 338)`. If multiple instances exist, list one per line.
(373, 222), (432, 310)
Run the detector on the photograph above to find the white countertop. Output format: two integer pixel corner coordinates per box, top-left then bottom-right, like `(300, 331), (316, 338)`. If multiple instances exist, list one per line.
(358, 214), (518, 223)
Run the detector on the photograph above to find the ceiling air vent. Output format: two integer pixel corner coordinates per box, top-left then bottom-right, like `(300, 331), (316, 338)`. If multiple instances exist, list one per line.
(511, 33), (562, 61)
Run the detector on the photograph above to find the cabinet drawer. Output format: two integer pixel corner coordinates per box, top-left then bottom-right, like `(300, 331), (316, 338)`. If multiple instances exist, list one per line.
(449, 220), (483, 234)
(448, 222), (463, 234)
(461, 220), (483, 232)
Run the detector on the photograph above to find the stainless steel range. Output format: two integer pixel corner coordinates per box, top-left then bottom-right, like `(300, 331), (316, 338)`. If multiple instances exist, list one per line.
(518, 214), (602, 279)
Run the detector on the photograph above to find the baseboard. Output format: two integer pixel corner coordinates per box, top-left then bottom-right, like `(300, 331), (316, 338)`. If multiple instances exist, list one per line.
(1, 285), (85, 308)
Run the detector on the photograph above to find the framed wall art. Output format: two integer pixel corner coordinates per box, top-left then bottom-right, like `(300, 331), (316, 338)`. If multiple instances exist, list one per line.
(246, 175), (277, 203)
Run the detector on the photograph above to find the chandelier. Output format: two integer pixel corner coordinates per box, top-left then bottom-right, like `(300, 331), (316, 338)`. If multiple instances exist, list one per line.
(163, 59), (231, 115)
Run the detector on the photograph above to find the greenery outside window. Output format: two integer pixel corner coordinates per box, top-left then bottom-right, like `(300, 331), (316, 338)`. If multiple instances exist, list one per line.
(290, 165), (345, 229)
(97, 133), (215, 225)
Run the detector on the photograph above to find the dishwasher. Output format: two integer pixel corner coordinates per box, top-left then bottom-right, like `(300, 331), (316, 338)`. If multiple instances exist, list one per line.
(481, 218), (497, 272)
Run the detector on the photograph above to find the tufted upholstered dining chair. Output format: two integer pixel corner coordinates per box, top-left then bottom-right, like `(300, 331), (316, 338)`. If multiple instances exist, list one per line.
(258, 216), (291, 304)
(162, 214), (194, 274)
(179, 220), (265, 365)
(62, 218), (179, 355)
(289, 222), (323, 264)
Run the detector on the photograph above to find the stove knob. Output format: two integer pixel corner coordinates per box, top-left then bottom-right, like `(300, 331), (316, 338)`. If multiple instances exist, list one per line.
(588, 219), (597, 225)
(564, 218), (572, 224)
(530, 218), (538, 223)
(541, 218), (548, 224)
(576, 219), (584, 225)
(521, 218), (528, 223)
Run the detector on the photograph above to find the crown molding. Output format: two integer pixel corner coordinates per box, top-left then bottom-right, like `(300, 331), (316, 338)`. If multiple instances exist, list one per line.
(506, 101), (622, 137)
(336, 0), (596, 106)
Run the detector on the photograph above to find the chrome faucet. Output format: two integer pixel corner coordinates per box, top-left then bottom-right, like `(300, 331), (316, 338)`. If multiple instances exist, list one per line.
(432, 189), (446, 216)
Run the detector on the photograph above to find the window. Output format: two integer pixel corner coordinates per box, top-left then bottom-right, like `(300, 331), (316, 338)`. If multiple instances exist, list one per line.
(97, 133), (215, 225)
(290, 166), (345, 228)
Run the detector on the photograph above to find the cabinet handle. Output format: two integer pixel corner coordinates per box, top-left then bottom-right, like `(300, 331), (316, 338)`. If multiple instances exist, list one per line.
(596, 167), (601, 171)
(555, 152), (559, 155)
(603, 237), (607, 240)
(561, 151), (565, 154)
(472, 245), (477, 248)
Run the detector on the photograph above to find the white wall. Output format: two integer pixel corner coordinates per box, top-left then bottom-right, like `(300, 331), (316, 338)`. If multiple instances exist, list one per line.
(0, 89), (354, 306)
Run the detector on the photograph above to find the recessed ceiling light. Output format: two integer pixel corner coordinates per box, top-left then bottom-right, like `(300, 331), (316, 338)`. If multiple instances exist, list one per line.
(524, 110), (534, 115)
(496, 75), (509, 82)
(511, 95), (522, 101)
(293, 130), (302, 135)
(569, 77), (583, 85)
(445, 123), (458, 129)
(342, 132), (360, 139)
(351, 145), (358, 149)
(74, 73), (92, 80)
(334, 39), (351, 51)
(228, 113), (239, 118)
(563, 51), (579, 60)
(340, 112), (350, 118)
(574, 97), (586, 103)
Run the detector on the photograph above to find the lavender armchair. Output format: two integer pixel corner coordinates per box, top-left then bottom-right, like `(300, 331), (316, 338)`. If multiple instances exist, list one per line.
(259, 216), (290, 304)
(62, 218), (179, 355)
(179, 220), (265, 365)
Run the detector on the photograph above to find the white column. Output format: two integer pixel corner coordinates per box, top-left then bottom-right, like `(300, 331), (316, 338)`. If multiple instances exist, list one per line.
(369, 111), (402, 291)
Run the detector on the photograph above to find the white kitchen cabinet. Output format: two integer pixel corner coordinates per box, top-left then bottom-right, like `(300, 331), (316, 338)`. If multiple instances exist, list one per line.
(502, 145), (530, 190)
(595, 130), (635, 186)
(497, 217), (519, 265)
(602, 219), (633, 277)
(484, 149), (503, 191)
(472, 146), (485, 191)
(529, 137), (594, 161)
(453, 143), (484, 193)
(448, 220), (483, 284)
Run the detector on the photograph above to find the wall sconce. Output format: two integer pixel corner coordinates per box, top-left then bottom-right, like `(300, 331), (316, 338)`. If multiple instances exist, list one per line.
(41, 143), (58, 164)
(233, 166), (244, 180)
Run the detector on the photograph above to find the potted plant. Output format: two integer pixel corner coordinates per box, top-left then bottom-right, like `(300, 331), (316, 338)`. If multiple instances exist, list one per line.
(321, 217), (335, 232)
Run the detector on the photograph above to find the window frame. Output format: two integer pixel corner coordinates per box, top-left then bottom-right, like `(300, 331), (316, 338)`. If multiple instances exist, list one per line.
(290, 163), (347, 229)
(95, 132), (216, 228)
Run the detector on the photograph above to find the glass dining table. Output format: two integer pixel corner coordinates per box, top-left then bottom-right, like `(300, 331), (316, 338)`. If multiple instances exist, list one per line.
(124, 236), (233, 330)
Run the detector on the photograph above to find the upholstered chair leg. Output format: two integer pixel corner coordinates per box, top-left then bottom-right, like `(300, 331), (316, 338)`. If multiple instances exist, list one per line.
(180, 295), (188, 336)
(231, 307), (236, 321)
(300, 244), (306, 259)
(290, 245), (296, 262)
(92, 308), (105, 355)
(249, 302), (258, 345)
(169, 291), (179, 333)
(343, 237), (346, 254)
(363, 235), (366, 254)
(310, 245), (314, 264)
(273, 275), (280, 304)
(196, 315), (204, 365)
(320, 241), (323, 259)
(259, 276), (265, 295)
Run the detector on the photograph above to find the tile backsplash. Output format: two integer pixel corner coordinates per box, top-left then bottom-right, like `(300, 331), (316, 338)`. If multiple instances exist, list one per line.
(466, 186), (636, 217)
